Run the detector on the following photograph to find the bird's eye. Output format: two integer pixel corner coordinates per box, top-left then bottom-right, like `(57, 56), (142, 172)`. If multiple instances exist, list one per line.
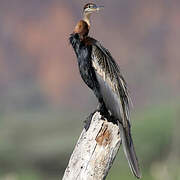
(89, 4), (94, 8)
(84, 4), (95, 11)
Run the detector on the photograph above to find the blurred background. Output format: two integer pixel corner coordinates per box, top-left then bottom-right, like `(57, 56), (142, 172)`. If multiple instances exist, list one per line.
(0, 0), (179, 179)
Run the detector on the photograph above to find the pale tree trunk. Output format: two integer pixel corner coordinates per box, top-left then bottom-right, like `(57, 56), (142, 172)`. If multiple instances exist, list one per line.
(62, 111), (121, 180)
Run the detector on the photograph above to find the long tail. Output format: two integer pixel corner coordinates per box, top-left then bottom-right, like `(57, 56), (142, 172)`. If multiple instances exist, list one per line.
(119, 122), (141, 179)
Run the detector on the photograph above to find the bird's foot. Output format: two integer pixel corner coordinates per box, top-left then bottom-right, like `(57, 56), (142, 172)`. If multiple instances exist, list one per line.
(108, 115), (118, 125)
(98, 103), (118, 125)
(99, 111), (110, 121)
(97, 103), (110, 121)
(84, 110), (98, 131)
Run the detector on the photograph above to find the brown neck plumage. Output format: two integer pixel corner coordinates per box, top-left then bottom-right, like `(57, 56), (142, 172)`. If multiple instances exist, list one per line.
(73, 12), (91, 40)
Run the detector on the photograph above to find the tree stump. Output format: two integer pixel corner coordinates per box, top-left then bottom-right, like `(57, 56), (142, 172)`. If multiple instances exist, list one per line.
(62, 112), (122, 180)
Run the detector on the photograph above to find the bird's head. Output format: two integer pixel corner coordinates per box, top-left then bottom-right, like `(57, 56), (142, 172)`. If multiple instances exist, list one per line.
(83, 3), (103, 28)
(73, 3), (103, 39)
(83, 3), (104, 15)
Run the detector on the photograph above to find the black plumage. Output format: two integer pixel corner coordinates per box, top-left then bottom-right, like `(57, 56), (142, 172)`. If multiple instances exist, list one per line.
(69, 33), (141, 179)
(69, 34), (107, 113)
(69, 3), (141, 179)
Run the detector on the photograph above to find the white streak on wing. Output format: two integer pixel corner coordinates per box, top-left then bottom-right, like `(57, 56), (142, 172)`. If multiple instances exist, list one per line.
(92, 58), (123, 122)
(91, 45), (130, 127)
(96, 73), (122, 121)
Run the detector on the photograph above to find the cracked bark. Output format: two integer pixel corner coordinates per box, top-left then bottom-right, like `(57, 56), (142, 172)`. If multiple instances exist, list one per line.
(62, 112), (122, 180)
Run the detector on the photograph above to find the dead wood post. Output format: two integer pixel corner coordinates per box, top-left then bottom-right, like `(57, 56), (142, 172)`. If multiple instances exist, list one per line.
(62, 111), (122, 180)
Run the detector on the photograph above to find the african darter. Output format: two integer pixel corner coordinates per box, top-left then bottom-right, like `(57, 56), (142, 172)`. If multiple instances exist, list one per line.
(69, 3), (141, 178)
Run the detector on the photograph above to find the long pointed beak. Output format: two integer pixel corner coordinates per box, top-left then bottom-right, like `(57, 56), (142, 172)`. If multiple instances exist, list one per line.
(96, 5), (104, 11)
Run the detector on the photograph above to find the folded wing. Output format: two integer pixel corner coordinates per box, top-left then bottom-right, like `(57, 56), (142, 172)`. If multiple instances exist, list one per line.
(85, 37), (141, 178)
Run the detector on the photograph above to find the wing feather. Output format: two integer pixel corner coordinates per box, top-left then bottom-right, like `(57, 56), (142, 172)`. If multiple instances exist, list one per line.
(83, 36), (141, 178)
(90, 40), (130, 128)
(90, 39), (141, 178)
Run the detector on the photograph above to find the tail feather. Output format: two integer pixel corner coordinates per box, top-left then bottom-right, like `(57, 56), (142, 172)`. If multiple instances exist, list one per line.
(119, 123), (141, 179)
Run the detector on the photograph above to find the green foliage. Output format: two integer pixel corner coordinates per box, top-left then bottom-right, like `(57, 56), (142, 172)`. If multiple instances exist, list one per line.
(0, 103), (179, 179)
(0, 170), (42, 180)
(133, 104), (175, 166)
(107, 103), (177, 179)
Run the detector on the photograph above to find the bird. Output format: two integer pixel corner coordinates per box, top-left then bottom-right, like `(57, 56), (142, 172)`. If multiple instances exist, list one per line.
(69, 3), (141, 179)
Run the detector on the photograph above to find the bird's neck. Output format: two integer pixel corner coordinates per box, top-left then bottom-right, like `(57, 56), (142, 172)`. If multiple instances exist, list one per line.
(83, 13), (91, 28)
(73, 13), (91, 40)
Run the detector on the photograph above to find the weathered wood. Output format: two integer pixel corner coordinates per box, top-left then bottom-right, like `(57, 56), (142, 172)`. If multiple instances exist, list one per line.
(62, 112), (122, 180)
